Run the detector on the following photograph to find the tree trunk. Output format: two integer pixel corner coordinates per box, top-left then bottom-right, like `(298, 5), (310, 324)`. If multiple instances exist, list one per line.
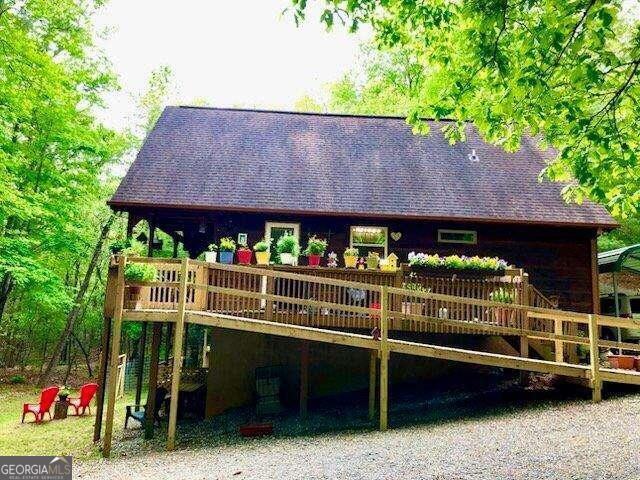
(72, 331), (94, 377)
(0, 273), (14, 322)
(38, 214), (115, 386)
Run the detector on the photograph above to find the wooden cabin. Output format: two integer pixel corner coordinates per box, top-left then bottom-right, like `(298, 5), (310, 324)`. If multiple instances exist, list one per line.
(104, 106), (617, 423)
(109, 106), (615, 312)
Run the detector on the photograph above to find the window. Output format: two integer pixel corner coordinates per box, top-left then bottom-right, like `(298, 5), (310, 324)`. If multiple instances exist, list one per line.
(437, 229), (477, 245)
(350, 226), (388, 256)
(265, 222), (300, 263)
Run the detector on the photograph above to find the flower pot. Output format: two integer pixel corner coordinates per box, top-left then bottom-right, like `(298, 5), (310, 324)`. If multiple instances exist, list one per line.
(237, 249), (252, 265)
(255, 251), (270, 265)
(308, 254), (321, 267)
(608, 354), (636, 370)
(204, 251), (217, 263)
(401, 302), (423, 316)
(366, 257), (379, 270)
(280, 252), (295, 265)
(219, 251), (234, 264)
(344, 255), (357, 268)
(125, 285), (142, 310)
(493, 307), (514, 325)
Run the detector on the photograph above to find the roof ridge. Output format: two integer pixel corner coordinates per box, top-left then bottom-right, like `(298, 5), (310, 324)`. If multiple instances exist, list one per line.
(173, 105), (461, 123)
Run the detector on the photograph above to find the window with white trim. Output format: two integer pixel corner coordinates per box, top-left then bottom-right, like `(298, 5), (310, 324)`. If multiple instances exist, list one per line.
(350, 226), (388, 256)
(437, 229), (477, 244)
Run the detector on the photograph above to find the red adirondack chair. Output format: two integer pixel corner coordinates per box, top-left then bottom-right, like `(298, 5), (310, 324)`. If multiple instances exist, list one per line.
(68, 383), (98, 416)
(22, 386), (59, 423)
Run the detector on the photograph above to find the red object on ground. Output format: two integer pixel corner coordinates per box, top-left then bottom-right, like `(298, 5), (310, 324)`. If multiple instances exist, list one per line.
(239, 422), (273, 438)
(22, 386), (60, 423)
(68, 383), (99, 416)
(308, 254), (321, 267)
(237, 249), (252, 265)
(608, 354), (635, 370)
(635, 357), (640, 371)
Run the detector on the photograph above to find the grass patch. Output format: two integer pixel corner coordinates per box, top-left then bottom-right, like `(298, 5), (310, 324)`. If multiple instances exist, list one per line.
(0, 384), (135, 459)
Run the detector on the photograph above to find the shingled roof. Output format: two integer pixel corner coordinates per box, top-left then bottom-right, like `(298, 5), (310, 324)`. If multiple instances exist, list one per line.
(109, 106), (616, 228)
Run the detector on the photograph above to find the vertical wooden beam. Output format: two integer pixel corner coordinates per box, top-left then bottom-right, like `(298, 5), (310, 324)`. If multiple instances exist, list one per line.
(93, 315), (111, 442)
(144, 323), (163, 439)
(299, 340), (309, 418)
(134, 322), (148, 411)
(519, 273), (530, 384)
(167, 257), (190, 451)
(588, 313), (602, 402)
(554, 318), (564, 363)
(102, 256), (126, 457)
(379, 286), (389, 432)
(368, 349), (377, 421)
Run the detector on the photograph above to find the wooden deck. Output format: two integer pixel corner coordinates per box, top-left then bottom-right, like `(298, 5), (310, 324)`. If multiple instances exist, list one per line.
(99, 257), (640, 457)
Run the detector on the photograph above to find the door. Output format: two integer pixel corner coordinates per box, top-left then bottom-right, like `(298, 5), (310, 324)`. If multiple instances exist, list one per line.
(265, 222), (300, 264)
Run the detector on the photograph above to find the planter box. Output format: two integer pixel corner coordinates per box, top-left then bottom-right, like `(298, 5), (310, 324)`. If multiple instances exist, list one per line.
(409, 265), (506, 278)
(239, 422), (273, 438)
(255, 251), (270, 265)
(344, 255), (358, 268)
(307, 254), (321, 267)
(204, 251), (217, 263)
(279, 253), (295, 265)
(608, 354), (635, 370)
(237, 249), (252, 265)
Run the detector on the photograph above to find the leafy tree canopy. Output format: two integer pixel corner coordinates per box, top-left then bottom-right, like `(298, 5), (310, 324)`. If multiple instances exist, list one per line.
(290, 0), (640, 217)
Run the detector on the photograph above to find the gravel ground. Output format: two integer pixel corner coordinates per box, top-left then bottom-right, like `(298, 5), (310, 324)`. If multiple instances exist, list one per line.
(76, 382), (640, 480)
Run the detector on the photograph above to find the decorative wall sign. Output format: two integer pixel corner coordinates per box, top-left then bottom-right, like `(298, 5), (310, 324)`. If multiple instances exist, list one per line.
(237, 233), (248, 246)
(390, 232), (402, 242)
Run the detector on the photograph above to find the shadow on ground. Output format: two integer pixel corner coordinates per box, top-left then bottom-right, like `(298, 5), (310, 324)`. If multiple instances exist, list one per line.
(111, 370), (639, 456)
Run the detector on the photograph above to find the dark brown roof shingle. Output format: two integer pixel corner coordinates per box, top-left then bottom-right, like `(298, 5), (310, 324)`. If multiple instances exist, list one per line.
(109, 106), (616, 228)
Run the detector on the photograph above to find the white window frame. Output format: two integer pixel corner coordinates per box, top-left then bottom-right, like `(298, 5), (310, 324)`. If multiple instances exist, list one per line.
(350, 226), (388, 256)
(437, 229), (477, 245)
(264, 221), (300, 246)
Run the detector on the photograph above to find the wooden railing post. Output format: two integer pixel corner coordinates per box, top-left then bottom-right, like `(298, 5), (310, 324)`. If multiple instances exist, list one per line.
(588, 314), (602, 402)
(368, 349), (377, 421)
(167, 257), (190, 451)
(379, 285), (389, 431)
(519, 273), (530, 358)
(554, 318), (564, 363)
(102, 255), (126, 457)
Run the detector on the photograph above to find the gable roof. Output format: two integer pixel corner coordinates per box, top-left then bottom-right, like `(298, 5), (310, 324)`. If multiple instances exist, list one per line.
(109, 106), (616, 229)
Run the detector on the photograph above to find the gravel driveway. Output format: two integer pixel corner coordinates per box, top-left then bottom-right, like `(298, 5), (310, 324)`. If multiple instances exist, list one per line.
(77, 387), (640, 480)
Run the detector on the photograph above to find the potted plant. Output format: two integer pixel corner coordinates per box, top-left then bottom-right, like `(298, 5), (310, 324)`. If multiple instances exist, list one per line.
(401, 274), (429, 315)
(218, 237), (236, 264)
(303, 236), (328, 267)
(124, 262), (157, 310)
(276, 234), (299, 265)
(253, 239), (271, 265)
(343, 247), (359, 268)
(58, 387), (71, 402)
(489, 287), (515, 325)
(237, 241), (253, 265)
(205, 243), (218, 263)
(366, 251), (380, 270)
(109, 238), (131, 255)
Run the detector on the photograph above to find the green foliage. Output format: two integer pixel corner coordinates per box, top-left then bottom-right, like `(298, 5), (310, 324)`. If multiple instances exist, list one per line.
(253, 239), (270, 252)
(9, 374), (25, 385)
(276, 234), (300, 255)
(291, 0), (640, 217)
(219, 237), (236, 252)
(489, 288), (515, 304)
(207, 243), (218, 252)
(303, 236), (328, 256)
(344, 247), (359, 257)
(598, 217), (640, 251)
(109, 239), (131, 254)
(124, 263), (157, 283)
(367, 251), (380, 258)
(408, 253), (509, 273)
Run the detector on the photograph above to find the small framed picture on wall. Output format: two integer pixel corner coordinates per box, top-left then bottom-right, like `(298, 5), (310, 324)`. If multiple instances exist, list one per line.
(237, 233), (248, 246)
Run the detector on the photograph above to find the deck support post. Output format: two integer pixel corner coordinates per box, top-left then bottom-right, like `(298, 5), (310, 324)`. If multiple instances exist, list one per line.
(379, 286), (389, 431)
(588, 314), (602, 402)
(93, 315), (112, 442)
(368, 349), (377, 421)
(134, 322), (148, 411)
(519, 273), (530, 385)
(299, 340), (309, 418)
(144, 322), (163, 439)
(102, 256), (126, 457)
(554, 318), (564, 363)
(167, 257), (190, 451)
